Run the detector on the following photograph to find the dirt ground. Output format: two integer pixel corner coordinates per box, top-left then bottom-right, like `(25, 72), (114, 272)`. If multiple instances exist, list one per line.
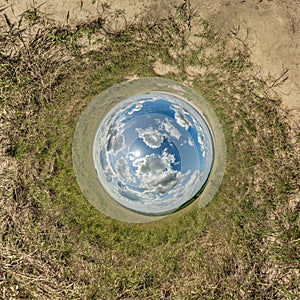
(1, 0), (299, 125)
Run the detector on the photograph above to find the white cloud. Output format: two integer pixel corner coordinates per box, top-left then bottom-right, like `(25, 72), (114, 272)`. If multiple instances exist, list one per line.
(115, 157), (131, 180)
(103, 167), (114, 183)
(172, 105), (192, 130)
(107, 130), (126, 155)
(118, 185), (142, 202)
(136, 126), (165, 149)
(159, 118), (181, 140)
(188, 136), (194, 147)
(128, 102), (143, 115)
(197, 132), (208, 154)
(105, 117), (127, 156)
(150, 172), (178, 194)
(167, 169), (202, 201)
(132, 152), (180, 195)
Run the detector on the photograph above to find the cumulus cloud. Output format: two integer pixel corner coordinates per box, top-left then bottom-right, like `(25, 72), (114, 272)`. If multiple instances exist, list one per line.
(116, 168), (204, 211)
(106, 125), (126, 155)
(188, 136), (194, 147)
(136, 126), (165, 149)
(104, 167), (114, 183)
(133, 151), (175, 175)
(172, 105), (192, 130)
(118, 186), (141, 202)
(115, 157), (132, 180)
(197, 132), (209, 155)
(132, 152), (180, 195)
(150, 172), (178, 194)
(167, 169), (202, 201)
(158, 118), (181, 140)
(128, 102), (143, 115)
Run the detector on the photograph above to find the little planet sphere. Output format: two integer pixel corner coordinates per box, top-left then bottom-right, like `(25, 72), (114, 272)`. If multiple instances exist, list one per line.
(93, 92), (214, 215)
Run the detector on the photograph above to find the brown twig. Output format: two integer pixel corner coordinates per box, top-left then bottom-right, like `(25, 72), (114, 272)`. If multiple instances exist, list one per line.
(269, 69), (289, 88)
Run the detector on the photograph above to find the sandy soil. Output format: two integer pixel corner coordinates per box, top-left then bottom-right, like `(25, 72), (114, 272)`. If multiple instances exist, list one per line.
(1, 0), (299, 121)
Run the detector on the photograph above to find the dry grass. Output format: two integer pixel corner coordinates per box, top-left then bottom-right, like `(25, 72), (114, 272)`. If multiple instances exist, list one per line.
(0, 2), (299, 299)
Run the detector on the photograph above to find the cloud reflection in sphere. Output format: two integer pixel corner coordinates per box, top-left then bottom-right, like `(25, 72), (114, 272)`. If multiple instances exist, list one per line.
(93, 92), (214, 215)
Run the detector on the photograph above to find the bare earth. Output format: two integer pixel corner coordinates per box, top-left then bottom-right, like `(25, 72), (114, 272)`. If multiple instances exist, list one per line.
(1, 0), (299, 121)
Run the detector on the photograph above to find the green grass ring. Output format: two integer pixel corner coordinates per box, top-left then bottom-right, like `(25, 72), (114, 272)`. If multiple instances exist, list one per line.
(72, 77), (226, 223)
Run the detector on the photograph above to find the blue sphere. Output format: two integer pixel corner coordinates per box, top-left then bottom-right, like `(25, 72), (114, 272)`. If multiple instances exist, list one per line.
(93, 92), (214, 215)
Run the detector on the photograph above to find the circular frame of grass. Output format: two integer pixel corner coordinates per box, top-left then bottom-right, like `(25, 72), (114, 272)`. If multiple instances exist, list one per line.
(72, 77), (226, 223)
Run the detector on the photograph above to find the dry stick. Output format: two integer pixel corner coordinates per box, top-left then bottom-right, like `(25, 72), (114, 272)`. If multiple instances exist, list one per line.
(0, 5), (11, 13)
(270, 69), (289, 88)
(66, 11), (70, 25)
(4, 14), (13, 29)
